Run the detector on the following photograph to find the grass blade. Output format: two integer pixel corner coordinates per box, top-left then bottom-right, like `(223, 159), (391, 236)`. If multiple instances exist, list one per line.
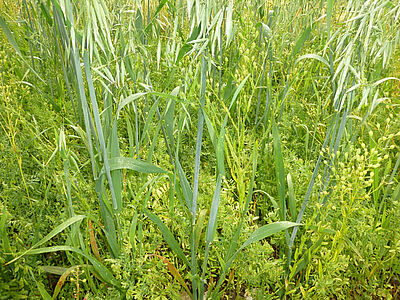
(272, 122), (286, 221)
(291, 26), (311, 58)
(99, 157), (167, 174)
(145, 210), (191, 267)
(0, 15), (21, 55)
(6, 215), (85, 265)
(239, 222), (301, 253)
(202, 174), (222, 277)
(52, 265), (85, 298)
(25, 245), (121, 289)
(83, 51), (117, 210)
(287, 173), (297, 222)
(176, 158), (193, 211)
(36, 281), (52, 300)
(110, 122), (122, 212)
(225, 222), (300, 271)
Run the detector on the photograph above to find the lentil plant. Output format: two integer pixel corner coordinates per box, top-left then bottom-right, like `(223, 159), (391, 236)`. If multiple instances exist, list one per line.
(0, 0), (399, 299)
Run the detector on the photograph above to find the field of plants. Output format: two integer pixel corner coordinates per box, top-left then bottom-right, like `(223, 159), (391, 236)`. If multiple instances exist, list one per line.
(0, 0), (399, 299)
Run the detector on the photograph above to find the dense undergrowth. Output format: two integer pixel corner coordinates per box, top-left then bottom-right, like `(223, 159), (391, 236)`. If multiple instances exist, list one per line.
(0, 0), (399, 299)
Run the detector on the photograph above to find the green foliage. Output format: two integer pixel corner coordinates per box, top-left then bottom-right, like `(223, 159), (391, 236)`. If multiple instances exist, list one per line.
(0, 0), (399, 299)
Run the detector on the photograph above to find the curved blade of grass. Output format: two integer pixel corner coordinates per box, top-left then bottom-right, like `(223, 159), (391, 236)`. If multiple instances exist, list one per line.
(53, 265), (86, 298)
(6, 215), (85, 265)
(0, 15), (44, 82)
(295, 54), (330, 68)
(116, 92), (147, 118)
(23, 245), (121, 290)
(144, 0), (168, 32)
(372, 77), (400, 87)
(240, 221), (301, 253)
(227, 74), (250, 111)
(145, 209), (191, 267)
(98, 157), (167, 176)
(225, 221), (300, 271)
(291, 26), (311, 58)
(0, 15), (21, 55)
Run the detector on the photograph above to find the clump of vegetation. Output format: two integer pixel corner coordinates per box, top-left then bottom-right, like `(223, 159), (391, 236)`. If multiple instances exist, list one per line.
(0, 0), (399, 299)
